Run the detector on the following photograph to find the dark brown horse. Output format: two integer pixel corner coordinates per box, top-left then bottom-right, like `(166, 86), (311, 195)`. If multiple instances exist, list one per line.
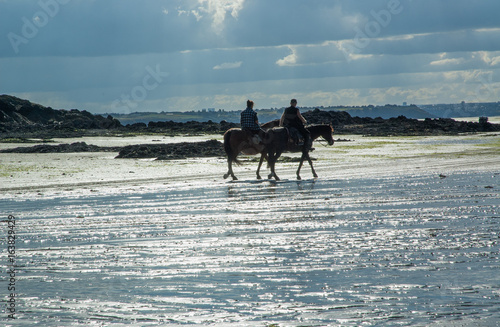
(223, 119), (286, 180)
(222, 128), (267, 180)
(223, 121), (334, 181)
(259, 124), (334, 181)
(260, 119), (280, 130)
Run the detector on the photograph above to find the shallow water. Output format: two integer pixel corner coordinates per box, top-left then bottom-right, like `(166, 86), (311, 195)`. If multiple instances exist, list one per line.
(2, 168), (499, 326)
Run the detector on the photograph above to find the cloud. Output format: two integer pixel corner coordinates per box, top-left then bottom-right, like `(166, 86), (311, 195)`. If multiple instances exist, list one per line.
(0, 0), (225, 57)
(213, 61), (242, 70)
(2, 0), (500, 113)
(197, 0), (245, 33)
(276, 47), (298, 66)
(3, 0), (500, 58)
(443, 69), (494, 84)
(478, 51), (500, 66)
(430, 58), (465, 66)
(276, 42), (347, 67)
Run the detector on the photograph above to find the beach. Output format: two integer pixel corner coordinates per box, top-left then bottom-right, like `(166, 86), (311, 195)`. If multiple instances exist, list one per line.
(1, 131), (499, 326)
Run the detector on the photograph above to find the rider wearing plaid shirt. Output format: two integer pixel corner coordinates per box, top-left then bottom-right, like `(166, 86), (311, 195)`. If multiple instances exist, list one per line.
(240, 100), (261, 131)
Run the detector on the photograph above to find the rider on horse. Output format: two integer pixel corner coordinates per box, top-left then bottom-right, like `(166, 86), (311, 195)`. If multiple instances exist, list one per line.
(240, 100), (264, 144)
(280, 99), (312, 150)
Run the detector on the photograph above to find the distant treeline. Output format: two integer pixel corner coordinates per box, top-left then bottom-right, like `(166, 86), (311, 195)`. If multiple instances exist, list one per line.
(111, 104), (435, 125)
(420, 102), (500, 118)
(109, 102), (500, 125)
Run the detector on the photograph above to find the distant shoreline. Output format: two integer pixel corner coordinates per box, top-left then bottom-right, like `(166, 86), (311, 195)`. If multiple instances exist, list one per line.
(2, 94), (500, 139)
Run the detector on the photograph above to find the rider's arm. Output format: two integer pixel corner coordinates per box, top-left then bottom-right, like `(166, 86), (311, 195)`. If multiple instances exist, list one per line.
(297, 110), (307, 124)
(279, 112), (285, 126)
(254, 111), (259, 126)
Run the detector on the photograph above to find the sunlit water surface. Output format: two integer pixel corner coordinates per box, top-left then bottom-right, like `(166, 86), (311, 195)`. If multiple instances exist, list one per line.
(2, 170), (499, 326)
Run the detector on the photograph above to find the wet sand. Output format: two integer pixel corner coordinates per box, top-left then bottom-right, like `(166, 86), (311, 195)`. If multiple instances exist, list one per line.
(1, 132), (498, 192)
(1, 132), (499, 326)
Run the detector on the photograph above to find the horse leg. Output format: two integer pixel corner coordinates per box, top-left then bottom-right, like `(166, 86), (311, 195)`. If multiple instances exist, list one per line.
(223, 157), (238, 180)
(305, 152), (318, 178)
(296, 153), (305, 180)
(256, 153), (265, 179)
(267, 151), (281, 181)
(269, 146), (287, 181)
(268, 160), (280, 181)
(223, 158), (231, 179)
(267, 152), (275, 180)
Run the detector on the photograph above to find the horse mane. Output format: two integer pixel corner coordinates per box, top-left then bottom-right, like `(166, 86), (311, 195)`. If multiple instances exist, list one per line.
(261, 119), (280, 130)
(262, 120), (333, 132)
(307, 123), (334, 132)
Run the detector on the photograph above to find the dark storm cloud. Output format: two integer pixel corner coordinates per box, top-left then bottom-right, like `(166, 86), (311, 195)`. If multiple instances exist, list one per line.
(1, 0), (499, 112)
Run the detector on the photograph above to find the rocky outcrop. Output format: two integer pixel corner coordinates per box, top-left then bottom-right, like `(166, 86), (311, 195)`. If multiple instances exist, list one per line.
(0, 95), (122, 136)
(0, 142), (120, 153)
(1, 95), (499, 138)
(115, 139), (224, 160)
(0, 140), (225, 161)
(303, 109), (500, 136)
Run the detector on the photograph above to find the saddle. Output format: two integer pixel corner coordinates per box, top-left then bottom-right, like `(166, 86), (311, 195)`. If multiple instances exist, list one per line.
(285, 127), (313, 150)
(287, 127), (304, 146)
(244, 129), (262, 145)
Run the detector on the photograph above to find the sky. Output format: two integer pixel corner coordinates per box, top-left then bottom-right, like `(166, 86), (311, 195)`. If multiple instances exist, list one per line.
(1, 0), (500, 114)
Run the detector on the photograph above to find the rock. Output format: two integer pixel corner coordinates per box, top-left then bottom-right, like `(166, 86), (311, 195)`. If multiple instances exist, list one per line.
(1, 140), (225, 161)
(303, 109), (500, 136)
(115, 140), (225, 160)
(0, 142), (120, 153)
(0, 95), (122, 137)
(2, 95), (500, 138)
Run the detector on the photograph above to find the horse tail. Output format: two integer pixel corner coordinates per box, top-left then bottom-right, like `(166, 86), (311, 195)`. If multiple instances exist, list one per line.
(223, 129), (241, 165)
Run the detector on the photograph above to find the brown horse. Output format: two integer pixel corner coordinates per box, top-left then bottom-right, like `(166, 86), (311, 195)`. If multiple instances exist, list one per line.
(222, 128), (267, 180)
(223, 121), (334, 181)
(259, 124), (334, 181)
(260, 119), (280, 130)
(223, 119), (286, 180)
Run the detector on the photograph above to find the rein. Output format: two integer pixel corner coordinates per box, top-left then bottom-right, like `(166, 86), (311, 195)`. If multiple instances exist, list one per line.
(316, 139), (330, 147)
(308, 124), (333, 147)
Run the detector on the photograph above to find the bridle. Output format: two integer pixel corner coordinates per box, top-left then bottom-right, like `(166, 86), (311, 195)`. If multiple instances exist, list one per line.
(316, 138), (331, 147)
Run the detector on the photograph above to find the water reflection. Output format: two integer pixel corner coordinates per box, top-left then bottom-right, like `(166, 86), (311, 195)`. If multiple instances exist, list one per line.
(296, 178), (317, 191)
(6, 171), (500, 326)
(226, 178), (320, 200)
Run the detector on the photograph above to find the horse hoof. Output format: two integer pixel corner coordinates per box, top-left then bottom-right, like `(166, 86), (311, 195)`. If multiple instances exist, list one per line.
(297, 176), (302, 180)
(257, 175), (262, 180)
(268, 174), (273, 179)
(223, 173), (229, 179)
(313, 174), (318, 178)
(232, 176), (238, 181)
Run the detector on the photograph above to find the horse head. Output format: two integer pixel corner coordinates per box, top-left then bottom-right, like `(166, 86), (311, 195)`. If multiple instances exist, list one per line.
(309, 124), (334, 145)
(325, 124), (334, 145)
